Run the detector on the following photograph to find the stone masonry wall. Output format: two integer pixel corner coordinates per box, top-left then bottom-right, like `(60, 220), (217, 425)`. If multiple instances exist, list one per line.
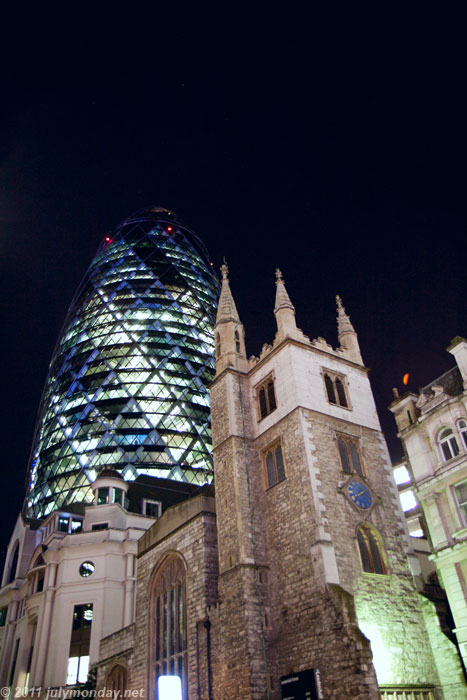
(131, 502), (218, 700)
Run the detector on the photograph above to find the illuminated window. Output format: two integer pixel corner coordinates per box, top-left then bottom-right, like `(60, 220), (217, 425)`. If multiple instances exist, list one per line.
(439, 428), (459, 461)
(151, 555), (187, 700)
(323, 371), (349, 408)
(257, 377), (277, 420)
(455, 481), (467, 524)
(57, 515), (83, 534)
(264, 442), (286, 488)
(106, 664), (128, 695)
(393, 465), (411, 485)
(67, 604), (93, 685)
(357, 523), (387, 575)
(337, 435), (363, 476)
(399, 489), (418, 512)
(458, 420), (467, 450)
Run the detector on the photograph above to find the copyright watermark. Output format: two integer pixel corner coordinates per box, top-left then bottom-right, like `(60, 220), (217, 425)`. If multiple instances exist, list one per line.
(0, 690), (144, 699)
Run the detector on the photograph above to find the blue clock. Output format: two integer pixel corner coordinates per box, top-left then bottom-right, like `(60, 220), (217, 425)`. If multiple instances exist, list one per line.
(347, 479), (372, 509)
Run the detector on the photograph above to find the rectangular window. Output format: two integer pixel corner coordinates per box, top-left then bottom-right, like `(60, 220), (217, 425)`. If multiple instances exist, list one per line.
(144, 499), (162, 518)
(264, 442), (286, 488)
(455, 481), (467, 524)
(91, 523), (109, 531)
(97, 487), (109, 505)
(337, 435), (363, 476)
(67, 604), (93, 685)
(256, 376), (277, 420)
(0, 607), (8, 626)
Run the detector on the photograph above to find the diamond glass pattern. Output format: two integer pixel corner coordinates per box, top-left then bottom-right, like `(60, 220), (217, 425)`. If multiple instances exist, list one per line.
(24, 207), (219, 518)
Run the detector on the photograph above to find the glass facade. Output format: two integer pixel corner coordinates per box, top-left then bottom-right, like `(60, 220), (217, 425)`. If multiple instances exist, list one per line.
(24, 207), (219, 518)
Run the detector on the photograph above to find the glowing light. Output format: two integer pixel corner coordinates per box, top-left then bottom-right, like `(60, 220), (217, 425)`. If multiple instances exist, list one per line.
(400, 489), (418, 512)
(393, 465), (411, 485)
(105, 236), (112, 243)
(158, 676), (182, 700)
(403, 373), (410, 385)
(166, 226), (173, 232)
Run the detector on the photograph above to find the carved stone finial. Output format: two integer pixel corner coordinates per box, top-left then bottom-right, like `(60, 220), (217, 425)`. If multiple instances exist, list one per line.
(220, 263), (229, 280)
(336, 294), (343, 310)
(275, 268), (283, 284)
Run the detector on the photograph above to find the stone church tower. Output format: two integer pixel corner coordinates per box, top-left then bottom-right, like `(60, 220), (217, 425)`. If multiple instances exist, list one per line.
(95, 266), (465, 700)
(208, 266), (464, 700)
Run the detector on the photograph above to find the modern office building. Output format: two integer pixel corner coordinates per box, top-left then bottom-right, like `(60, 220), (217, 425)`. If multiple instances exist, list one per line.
(24, 207), (219, 519)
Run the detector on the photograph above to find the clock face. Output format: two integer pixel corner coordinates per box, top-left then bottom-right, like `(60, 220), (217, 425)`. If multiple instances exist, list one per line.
(347, 479), (372, 509)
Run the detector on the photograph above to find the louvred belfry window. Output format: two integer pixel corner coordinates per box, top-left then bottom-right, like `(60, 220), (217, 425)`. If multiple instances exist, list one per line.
(151, 554), (187, 700)
(257, 377), (277, 420)
(323, 370), (349, 408)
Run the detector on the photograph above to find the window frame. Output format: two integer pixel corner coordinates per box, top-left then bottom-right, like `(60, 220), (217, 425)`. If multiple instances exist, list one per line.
(264, 440), (286, 489)
(438, 427), (459, 462)
(255, 374), (277, 421)
(322, 369), (351, 409)
(454, 480), (467, 527)
(149, 554), (187, 700)
(457, 419), (467, 450)
(143, 499), (162, 518)
(356, 523), (387, 575)
(336, 434), (364, 476)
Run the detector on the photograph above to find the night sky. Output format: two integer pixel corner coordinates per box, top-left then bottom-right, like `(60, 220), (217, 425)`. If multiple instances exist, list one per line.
(0, 13), (465, 565)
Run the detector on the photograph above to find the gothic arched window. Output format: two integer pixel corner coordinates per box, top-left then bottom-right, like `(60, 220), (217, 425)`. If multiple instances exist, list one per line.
(439, 428), (459, 462)
(324, 374), (336, 404)
(257, 376), (277, 420)
(357, 523), (387, 575)
(106, 664), (128, 695)
(150, 554), (187, 700)
(323, 370), (350, 408)
(335, 378), (348, 408)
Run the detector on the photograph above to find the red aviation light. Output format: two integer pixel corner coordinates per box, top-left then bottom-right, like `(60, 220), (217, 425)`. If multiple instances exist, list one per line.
(166, 226), (173, 232)
(403, 373), (410, 385)
(105, 236), (112, 243)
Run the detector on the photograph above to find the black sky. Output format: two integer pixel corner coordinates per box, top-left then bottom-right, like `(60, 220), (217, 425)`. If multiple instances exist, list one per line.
(0, 11), (465, 564)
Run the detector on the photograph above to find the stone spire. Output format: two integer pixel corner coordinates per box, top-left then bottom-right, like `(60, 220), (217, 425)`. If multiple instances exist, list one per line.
(216, 263), (240, 325)
(274, 269), (306, 343)
(214, 263), (248, 375)
(336, 295), (363, 365)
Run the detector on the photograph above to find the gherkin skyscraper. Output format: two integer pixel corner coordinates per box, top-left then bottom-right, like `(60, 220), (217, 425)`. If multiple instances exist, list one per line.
(25, 207), (219, 519)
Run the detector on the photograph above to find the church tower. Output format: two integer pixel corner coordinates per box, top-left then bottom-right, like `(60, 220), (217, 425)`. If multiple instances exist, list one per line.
(209, 269), (465, 700)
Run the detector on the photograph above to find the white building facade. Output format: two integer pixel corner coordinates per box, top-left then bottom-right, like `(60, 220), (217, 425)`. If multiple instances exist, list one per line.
(390, 337), (467, 669)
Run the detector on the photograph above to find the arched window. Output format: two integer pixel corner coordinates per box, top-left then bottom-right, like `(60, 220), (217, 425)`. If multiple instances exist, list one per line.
(257, 377), (277, 419)
(323, 371), (350, 408)
(335, 378), (348, 408)
(234, 329), (241, 354)
(215, 333), (221, 359)
(458, 420), (467, 450)
(8, 542), (19, 584)
(439, 428), (459, 462)
(106, 664), (128, 695)
(324, 374), (336, 404)
(357, 523), (387, 575)
(337, 435), (364, 476)
(150, 554), (187, 700)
